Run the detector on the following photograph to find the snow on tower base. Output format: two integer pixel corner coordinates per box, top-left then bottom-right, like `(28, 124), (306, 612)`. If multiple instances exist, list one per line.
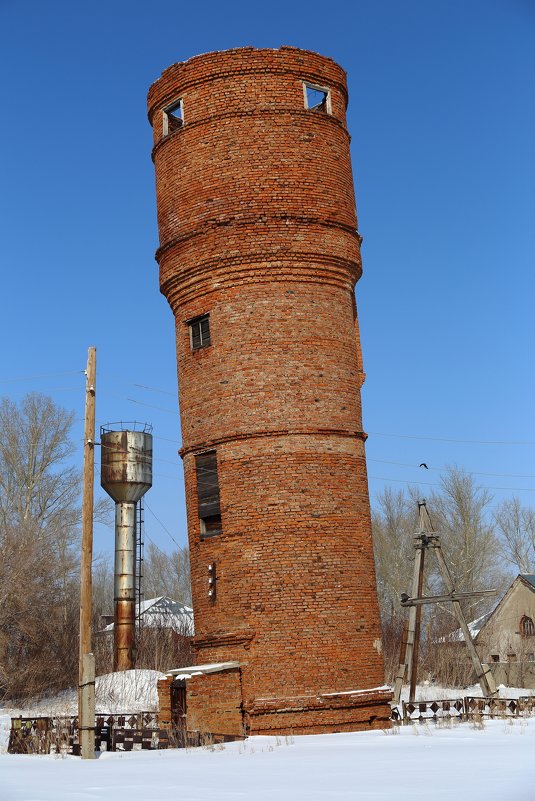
(148, 47), (391, 735)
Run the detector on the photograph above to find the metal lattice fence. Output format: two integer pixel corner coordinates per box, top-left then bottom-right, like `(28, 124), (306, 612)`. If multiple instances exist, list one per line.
(391, 695), (535, 725)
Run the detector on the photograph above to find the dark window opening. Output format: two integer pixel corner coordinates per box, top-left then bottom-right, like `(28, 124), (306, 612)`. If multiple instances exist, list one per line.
(196, 451), (222, 539)
(491, 654), (500, 663)
(189, 314), (211, 350)
(303, 82), (331, 113)
(170, 679), (187, 729)
(163, 99), (183, 135)
(521, 616), (535, 637)
(201, 514), (222, 537)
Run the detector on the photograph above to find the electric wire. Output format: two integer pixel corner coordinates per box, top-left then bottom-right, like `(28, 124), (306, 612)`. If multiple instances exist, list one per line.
(368, 431), (535, 446)
(0, 369), (85, 384)
(368, 458), (535, 481)
(144, 500), (182, 549)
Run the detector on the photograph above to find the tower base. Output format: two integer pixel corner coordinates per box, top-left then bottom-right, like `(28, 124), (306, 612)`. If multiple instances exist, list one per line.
(158, 664), (392, 738)
(242, 688), (393, 735)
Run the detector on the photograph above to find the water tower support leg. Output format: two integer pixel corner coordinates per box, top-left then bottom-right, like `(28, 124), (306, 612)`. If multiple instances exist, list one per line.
(114, 501), (136, 671)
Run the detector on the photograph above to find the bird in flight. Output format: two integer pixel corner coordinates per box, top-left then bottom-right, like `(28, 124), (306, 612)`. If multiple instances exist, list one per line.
(419, 463), (428, 469)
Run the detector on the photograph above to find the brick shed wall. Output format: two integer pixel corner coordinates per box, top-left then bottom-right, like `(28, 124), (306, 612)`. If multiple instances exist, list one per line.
(148, 47), (390, 734)
(186, 669), (244, 736)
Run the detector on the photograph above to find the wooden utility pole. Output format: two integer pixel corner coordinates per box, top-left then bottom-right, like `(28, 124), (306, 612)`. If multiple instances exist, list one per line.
(79, 346), (96, 759)
(409, 515), (426, 702)
(392, 501), (498, 705)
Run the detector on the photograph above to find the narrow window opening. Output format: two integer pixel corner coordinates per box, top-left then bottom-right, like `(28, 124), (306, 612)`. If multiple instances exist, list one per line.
(196, 451), (222, 539)
(163, 99), (184, 136)
(520, 615), (535, 637)
(303, 82), (331, 113)
(189, 314), (211, 350)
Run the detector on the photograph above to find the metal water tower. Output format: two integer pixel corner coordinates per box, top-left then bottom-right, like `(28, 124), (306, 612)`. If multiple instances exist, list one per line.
(100, 423), (152, 671)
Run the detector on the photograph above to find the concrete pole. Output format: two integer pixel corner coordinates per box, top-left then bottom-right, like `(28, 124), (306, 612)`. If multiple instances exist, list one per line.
(80, 653), (96, 758)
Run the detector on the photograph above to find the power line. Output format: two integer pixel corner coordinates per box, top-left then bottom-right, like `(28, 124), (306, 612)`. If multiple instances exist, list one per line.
(369, 431), (535, 446)
(144, 501), (182, 549)
(0, 369), (85, 384)
(126, 398), (178, 415)
(368, 458), (535, 481)
(133, 383), (175, 396)
(369, 474), (535, 493)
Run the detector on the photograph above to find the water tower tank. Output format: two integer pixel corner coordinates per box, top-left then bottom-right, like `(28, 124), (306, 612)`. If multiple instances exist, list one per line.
(100, 428), (152, 503)
(100, 423), (153, 670)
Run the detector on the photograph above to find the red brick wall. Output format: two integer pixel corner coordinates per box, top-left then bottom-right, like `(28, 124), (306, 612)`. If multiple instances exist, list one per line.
(148, 47), (390, 734)
(157, 675), (173, 728)
(186, 670), (244, 736)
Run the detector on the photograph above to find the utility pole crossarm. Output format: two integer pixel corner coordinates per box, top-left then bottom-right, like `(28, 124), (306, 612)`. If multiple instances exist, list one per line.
(401, 589), (497, 607)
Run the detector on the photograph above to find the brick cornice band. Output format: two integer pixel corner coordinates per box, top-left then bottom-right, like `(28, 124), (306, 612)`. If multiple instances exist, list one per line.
(151, 108), (349, 161)
(155, 215), (360, 263)
(179, 428), (368, 458)
(194, 630), (256, 649)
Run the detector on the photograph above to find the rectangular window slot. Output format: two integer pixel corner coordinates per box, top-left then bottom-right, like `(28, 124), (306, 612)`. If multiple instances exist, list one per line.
(196, 451), (222, 539)
(163, 99), (184, 136)
(189, 314), (211, 350)
(303, 82), (331, 113)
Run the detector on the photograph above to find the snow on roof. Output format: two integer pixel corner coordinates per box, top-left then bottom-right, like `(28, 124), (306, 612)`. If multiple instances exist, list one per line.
(166, 661), (240, 680)
(446, 612), (493, 642)
(101, 596), (194, 635)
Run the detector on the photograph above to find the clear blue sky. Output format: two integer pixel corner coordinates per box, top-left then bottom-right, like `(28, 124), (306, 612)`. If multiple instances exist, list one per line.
(1, 0), (534, 559)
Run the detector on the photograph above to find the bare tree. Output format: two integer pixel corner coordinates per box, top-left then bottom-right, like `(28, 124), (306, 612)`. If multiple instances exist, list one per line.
(0, 394), (82, 699)
(426, 467), (510, 622)
(372, 488), (419, 626)
(494, 497), (535, 574)
(372, 489), (420, 681)
(143, 541), (191, 605)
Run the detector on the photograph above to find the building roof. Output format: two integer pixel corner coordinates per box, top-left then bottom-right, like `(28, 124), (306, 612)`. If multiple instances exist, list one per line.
(101, 596), (194, 635)
(446, 611), (494, 642)
(446, 575), (535, 643)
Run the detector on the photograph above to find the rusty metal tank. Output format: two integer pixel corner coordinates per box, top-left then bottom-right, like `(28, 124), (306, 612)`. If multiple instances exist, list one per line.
(100, 427), (153, 503)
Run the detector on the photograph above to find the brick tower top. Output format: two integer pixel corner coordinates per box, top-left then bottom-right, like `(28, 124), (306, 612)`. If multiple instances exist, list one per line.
(148, 46), (361, 312)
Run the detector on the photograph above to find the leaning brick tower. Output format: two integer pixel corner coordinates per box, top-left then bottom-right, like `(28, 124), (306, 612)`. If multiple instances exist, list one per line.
(148, 47), (391, 735)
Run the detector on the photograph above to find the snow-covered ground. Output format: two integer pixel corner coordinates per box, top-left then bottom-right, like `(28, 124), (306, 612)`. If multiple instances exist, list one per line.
(399, 681), (533, 702)
(1, 720), (535, 801)
(1, 669), (163, 719)
(2, 679), (535, 800)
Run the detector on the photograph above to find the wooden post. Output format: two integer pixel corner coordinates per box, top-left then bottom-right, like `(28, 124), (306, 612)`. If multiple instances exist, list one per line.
(80, 653), (96, 758)
(409, 540), (426, 702)
(433, 544), (497, 697)
(79, 347), (96, 759)
(392, 539), (424, 704)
